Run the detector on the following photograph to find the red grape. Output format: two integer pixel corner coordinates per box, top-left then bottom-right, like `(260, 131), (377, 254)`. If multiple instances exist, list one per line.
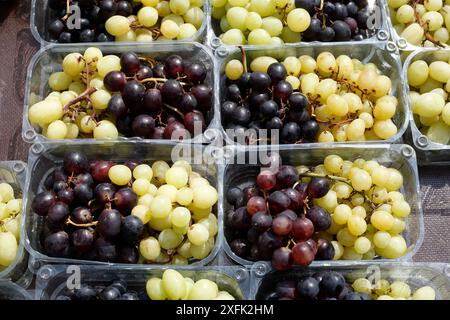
(307, 177), (330, 198)
(268, 191), (291, 213)
(271, 215), (293, 236)
(246, 196), (267, 215)
(292, 217), (314, 241)
(291, 241), (315, 266)
(257, 170), (277, 191)
(272, 247), (293, 271)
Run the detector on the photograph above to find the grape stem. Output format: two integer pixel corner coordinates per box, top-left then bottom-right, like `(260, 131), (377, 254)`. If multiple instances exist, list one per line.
(63, 87), (97, 112)
(61, 0), (71, 21)
(163, 103), (185, 119)
(299, 171), (350, 183)
(140, 77), (188, 86)
(66, 217), (98, 228)
(410, 0), (446, 48)
(238, 46), (248, 73)
(129, 21), (162, 40)
(138, 56), (158, 68)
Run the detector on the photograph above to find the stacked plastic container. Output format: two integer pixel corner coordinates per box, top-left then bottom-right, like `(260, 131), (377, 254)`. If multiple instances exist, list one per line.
(1, 0), (446, 300)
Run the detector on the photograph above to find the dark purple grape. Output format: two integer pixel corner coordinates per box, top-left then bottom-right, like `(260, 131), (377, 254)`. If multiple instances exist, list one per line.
(141, 88), (162, 114)
(97, 209), (122, 239)
(116, 0), (133, 15)
(179, 93), (197, 114)
(98, 286), (121, 300)
(249, 92), (269, 111)
(249, 72), (271, 92)
(136, 65), (153, 80)
(58, 32), (72, 43)
(230, 238), (250, 257)
(71, 229), (94, 254)
(45, 231), (69, 257)
(232, 106), (251, 126)
(306, 206), (331, 231)
(120, 52), (140, 76)
(315, 238), (335, 260)
(185, 62), (207, 84)
(288, 93), (308, 110)
(272, 247), (293, 271)
(113, 188), (138, 214)
(266, 116), (283, 130)
(281, 122), (302, 143)
(104, 71), (127, 92)
(277, 209), (297, 221)
(117, 246), (139, 264)
(94, 183), (116, 205)
(95, 237), (117, 262)
(267, 63), (287, 83)
(268, 191), (291, 213)
(164, 55), (184, 78)
(247, 227), (260, 243)
(283, 188), (302, 210)
(230, 207), (251, 230)
(74, 285), (96, 300)
(295, 0), (316, 14)
(152, 63), (165, 78)
(226, 84), (241, 102)
(122, 80), (145, 105)
(47, 202), (70, 228)
(64, 151), (88, 174)
(57, 189), (74, 205)
(76, 173), (94, 187)
(319, 272), (346, 298)
(333, 3), (348, 20)
(344, 17), (358, 34)
(237, 72), (251, 91)
(276, 165), (299, 188)
(71, 207), (93, 224)
(191, 84), (212, 112)
(161, 79), (183, 105)
(108, 94), (128, 117)
(307, 177), (330, 198)
(297, 277), (319, 300)
(184, 111), (205, 135)
(319, 27), (335, 42)
(121, 292), (139, 300)
(48, 19), (65, 38)
(226, 187), (244, 207)
(273, 80), (293, 102)
(53, 180), (67, 193)
(260, 100), (278, 118)
(132, 115), (155, 138)
(121, 215), (144, 245)
(332, 20), (352, 41)
(251, 212), (273, 232)
(73, 184), (93, 205)
(258, 231), (283, 260)
(32, 191), (57, 216)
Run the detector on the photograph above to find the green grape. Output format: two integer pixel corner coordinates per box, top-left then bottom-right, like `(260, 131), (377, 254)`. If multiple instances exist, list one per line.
(221, 29), (245, 45)
(183, 7), (204, 28)
(189, 279), (219, 300)
(261, 17), (283, 36)
(245, 12), (262, 30)
(427, 120), (450, 144)
(105, 15), (131, 36)
(169, 0), (190, 15)
(407, 60), (429, 87)
(146, 278), (167, 300)
(247, 28), (272, 45)
(401, 23), (424, 44)
(225, 59), (244, 80)
(227, 7), (248, 30)
(162, 269), (187, 300)
(46, 120), (68, 140)
(286, 8), (310, 32)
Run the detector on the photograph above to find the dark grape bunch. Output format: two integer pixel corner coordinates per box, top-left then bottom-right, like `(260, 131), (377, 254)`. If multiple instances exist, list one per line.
(57, 279), (145, 300)
(296, 0), (374, 42)
(47, 0), (135, 43)
(105, 53), (210, 139)
(262, 271), (372, 300)
(222, 61), (319, 144)
(225, 156), (335, 270)
(31, 151), (143, 262)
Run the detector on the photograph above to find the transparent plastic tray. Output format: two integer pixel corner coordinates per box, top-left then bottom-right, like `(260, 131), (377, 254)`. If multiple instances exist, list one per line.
(0, 161), (33, 288)
(23, 42), (222, 145)
(221, 144), (424, 267)
(0, 280), (32, 300)
(30, 0), (209, 46)
(403, 48), (450, 164)
(22, 141), (222, 270)
(35, 264), (250, 300)
(214, 41), (408, 147)
(250, 262), (450, 300)
(206, 0), (390, 50)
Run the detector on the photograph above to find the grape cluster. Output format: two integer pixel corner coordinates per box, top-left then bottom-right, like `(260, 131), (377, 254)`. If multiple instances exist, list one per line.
(351, 278), (436, 300)
(261, 271), (436, 300)
(146, 269), (235, 300)
(57, 279), (143, 300)
(28, 48), (211, 141)
(225, 153), (411, 269)
(0, 183), (21, 269)
(31, 151), (218, 264)
(47, 0), (204, 43)
(389, 0), (450, 47)
(212, 0), (373, 45)
(222, 52), (398, 144)
(225, 156), (336, 270)
(408, 58), (450, 144)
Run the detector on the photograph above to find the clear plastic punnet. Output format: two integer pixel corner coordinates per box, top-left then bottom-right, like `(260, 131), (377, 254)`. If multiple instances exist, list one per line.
(403, 48), (450, 164)
(214, 41), (408, 147)
(23, 42), (222, 145)
(206, 0), (390, 50)
(0, 280), (32, 300)
(22, 141), (222, 270)
(250, 262), (450, 300)
(30, 0), (210, 46)
(34, 264), (250, 300)
(221, 144), (423, 267)
(0, 161), (33, 288)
